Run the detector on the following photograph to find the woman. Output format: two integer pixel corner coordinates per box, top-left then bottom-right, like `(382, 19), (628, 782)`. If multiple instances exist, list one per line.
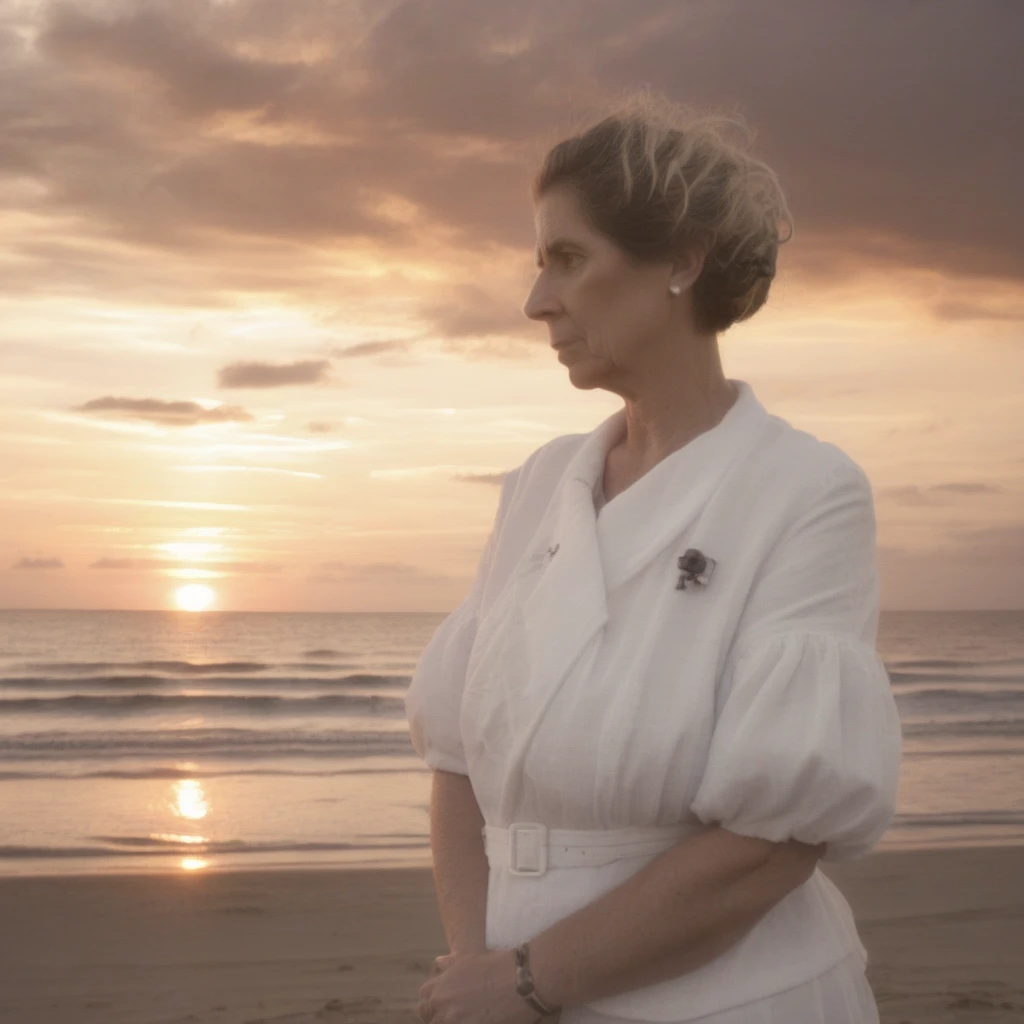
(405, 90), (903, 1024)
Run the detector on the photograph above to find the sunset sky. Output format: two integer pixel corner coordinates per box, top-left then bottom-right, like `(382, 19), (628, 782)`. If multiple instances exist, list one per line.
(1, 0), (1021, 612)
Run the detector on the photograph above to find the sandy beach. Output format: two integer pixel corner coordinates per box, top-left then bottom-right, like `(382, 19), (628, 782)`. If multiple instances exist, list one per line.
(0, 845), (1021, 1024)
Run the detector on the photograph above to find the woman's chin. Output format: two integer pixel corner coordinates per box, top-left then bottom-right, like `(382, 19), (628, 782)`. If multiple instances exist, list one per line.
(560, 356), (605, 389)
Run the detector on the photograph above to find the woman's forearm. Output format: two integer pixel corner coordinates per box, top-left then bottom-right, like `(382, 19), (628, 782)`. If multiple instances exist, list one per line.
(528, 825), (824, 1009)
(429, 768), (490, 954)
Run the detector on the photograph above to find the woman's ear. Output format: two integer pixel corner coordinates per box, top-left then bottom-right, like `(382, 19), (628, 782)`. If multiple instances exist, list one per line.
(669, 241), (708, 292)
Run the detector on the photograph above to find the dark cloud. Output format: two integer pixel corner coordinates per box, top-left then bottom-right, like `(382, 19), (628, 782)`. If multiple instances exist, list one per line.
(89, 557), (283, 572)
(876, 540), (1024, 609)
(452, 471), (508, 486)
(40, 3), (305, 118)
(72, 397), (254, 425)
(929, 300), (1024, 324)
(12, 557), (65, 569)
(931, 482), (1003, 495)
(948, 524), (1024, 561)
(320, 561), (429, 577)
(1, 0), (1020, 310)
(629, 0), (1024, 283)
(330, 340), (410, 359)
(217, 358), (332, 388)
(879, 482), (1003, 506)
(306, 420), (334, 433)
(311, 560), (457, 587)
(419, 284), (533, 341)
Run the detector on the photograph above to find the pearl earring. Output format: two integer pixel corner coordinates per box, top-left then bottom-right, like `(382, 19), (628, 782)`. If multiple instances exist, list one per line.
(669, 284), (681, 295)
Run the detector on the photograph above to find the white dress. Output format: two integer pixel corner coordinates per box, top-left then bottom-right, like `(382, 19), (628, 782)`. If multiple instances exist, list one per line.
(405, 379), (901, 1023)
(569, 481), (879, 1022)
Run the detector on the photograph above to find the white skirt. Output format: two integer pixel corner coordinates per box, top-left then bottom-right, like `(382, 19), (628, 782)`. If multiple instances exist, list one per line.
(559, 952), (880, 1024)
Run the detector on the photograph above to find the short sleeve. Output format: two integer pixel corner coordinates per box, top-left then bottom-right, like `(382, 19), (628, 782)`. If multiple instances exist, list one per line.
(404, 469), (518, 775)
(689, 456), (903, 863)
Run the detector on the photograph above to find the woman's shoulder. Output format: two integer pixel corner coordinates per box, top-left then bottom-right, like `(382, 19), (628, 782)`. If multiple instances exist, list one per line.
(757, 410), (874, 503)
(499, 430), (587, 501)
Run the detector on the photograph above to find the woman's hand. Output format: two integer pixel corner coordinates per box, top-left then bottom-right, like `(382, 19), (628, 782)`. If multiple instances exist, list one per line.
(416, 948), (559, 1023)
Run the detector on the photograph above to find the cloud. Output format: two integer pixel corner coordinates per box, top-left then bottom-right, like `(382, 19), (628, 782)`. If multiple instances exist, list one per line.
(418, 284), (532, 342)
(948, 524), (1024, 561)
(39, 3), (305, 118)
(313, 560), (455, 585)
(12, 557), (65, 569)
(329, 340), (410, 359)
(70, 397), (255, 425)
(371, 465), (509, 483)
(217, 358), (332, 388)
(0, 0), (1017, 314)
(879, 482), (1003, 506)
(321, 561), (429, 577)
(929, 299), (1024, 323)
(89, 557), (283, 572)
(452, 470), (508, 485)
(930, 482), (1003, 495)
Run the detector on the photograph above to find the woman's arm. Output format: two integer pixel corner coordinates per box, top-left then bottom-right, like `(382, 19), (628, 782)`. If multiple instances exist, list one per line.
(430, 768), (490, 955)
(527, 824), (824, 1008)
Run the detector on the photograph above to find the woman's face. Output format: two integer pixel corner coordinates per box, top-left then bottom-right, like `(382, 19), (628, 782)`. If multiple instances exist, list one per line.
(523, 186), (695, 392)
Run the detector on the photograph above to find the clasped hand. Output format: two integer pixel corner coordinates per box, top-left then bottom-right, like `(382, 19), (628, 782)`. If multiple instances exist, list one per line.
(416, 948), (562, 1024)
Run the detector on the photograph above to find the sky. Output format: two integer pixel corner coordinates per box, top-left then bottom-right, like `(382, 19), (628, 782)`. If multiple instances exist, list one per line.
(1, 0), (1022, 612)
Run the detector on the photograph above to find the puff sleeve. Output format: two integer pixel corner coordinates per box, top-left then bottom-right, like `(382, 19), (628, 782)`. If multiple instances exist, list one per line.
(689, 455), (903, 863)
(404, 468), (518, 776)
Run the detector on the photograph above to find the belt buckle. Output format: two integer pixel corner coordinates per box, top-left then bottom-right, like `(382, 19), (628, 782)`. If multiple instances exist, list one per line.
(508, 822), (548, 876)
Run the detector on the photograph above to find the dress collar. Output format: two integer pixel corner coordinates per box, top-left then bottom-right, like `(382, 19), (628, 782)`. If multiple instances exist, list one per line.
(574, 378), (763, 504)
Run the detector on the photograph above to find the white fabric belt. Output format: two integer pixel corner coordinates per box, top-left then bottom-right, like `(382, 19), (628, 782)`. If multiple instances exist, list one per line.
(482, 822), (696, 876)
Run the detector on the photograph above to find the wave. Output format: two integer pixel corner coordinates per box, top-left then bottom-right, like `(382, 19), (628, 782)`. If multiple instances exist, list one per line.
(902, 718), (1024, 739)
(3, 656), (385, 678)
(0, 727), (416, 760)
(0, 672), (408, 691)
(16, 660), (269, 675)
(891, 808), (1024, 829)
(889, 670), (1024, 685)
(894, 687), (1024, 706)
(0, 765), (426, 780)
(901, 747), (1024, 760)
(886, 656), (1024, 671)
(0, 693), (406, 716)
(0, 837), (429, 860)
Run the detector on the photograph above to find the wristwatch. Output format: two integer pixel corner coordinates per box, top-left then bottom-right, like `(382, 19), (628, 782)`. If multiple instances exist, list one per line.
(514, 941), (562, 1016)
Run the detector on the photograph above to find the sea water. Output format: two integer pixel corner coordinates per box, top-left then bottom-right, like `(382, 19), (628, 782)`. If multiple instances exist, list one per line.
(0, 609), (1021, 876)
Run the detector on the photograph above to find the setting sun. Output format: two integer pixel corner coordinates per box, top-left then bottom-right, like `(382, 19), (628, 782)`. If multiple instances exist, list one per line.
(174, 584), (216, 612)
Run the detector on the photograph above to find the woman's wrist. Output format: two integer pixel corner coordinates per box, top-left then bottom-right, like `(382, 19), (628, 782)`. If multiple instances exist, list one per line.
(449, 938), (488, 955)
(514, 941), (562, 1016)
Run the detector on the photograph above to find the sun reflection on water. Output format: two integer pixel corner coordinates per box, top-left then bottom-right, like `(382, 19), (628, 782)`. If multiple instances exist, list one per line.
(174, 779), (209, 820)
(164, 779), (214, 872)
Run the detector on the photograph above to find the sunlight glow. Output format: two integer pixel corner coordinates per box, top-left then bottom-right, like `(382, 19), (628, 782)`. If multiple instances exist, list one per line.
(174, 584), (216, 612)
(152, 832), (208, 844)
(173, 779), (210, 820)
(159, 542), (224, 559)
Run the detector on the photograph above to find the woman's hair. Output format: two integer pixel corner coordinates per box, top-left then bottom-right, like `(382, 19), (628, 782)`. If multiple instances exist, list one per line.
(529, 87), (794, 334)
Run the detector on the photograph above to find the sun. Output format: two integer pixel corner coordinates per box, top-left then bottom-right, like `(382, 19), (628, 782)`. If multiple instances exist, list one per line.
(174, 584), (216, 612)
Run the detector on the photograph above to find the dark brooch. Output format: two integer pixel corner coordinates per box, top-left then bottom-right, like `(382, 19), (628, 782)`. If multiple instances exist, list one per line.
(676, 548), (715, 590)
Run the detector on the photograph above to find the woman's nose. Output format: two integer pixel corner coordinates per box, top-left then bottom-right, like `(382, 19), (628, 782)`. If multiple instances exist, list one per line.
(523, 278), (560, 321)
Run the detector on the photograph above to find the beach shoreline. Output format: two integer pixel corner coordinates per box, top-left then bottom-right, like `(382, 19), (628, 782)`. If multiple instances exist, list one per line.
(0, 845), (1021, 1023)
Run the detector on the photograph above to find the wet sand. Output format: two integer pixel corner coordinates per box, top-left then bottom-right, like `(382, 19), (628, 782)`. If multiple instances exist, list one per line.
(0, 845), (1021, 1023)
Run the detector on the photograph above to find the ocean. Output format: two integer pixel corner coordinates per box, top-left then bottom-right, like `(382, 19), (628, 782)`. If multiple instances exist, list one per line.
(0, 609), (1021, 877)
